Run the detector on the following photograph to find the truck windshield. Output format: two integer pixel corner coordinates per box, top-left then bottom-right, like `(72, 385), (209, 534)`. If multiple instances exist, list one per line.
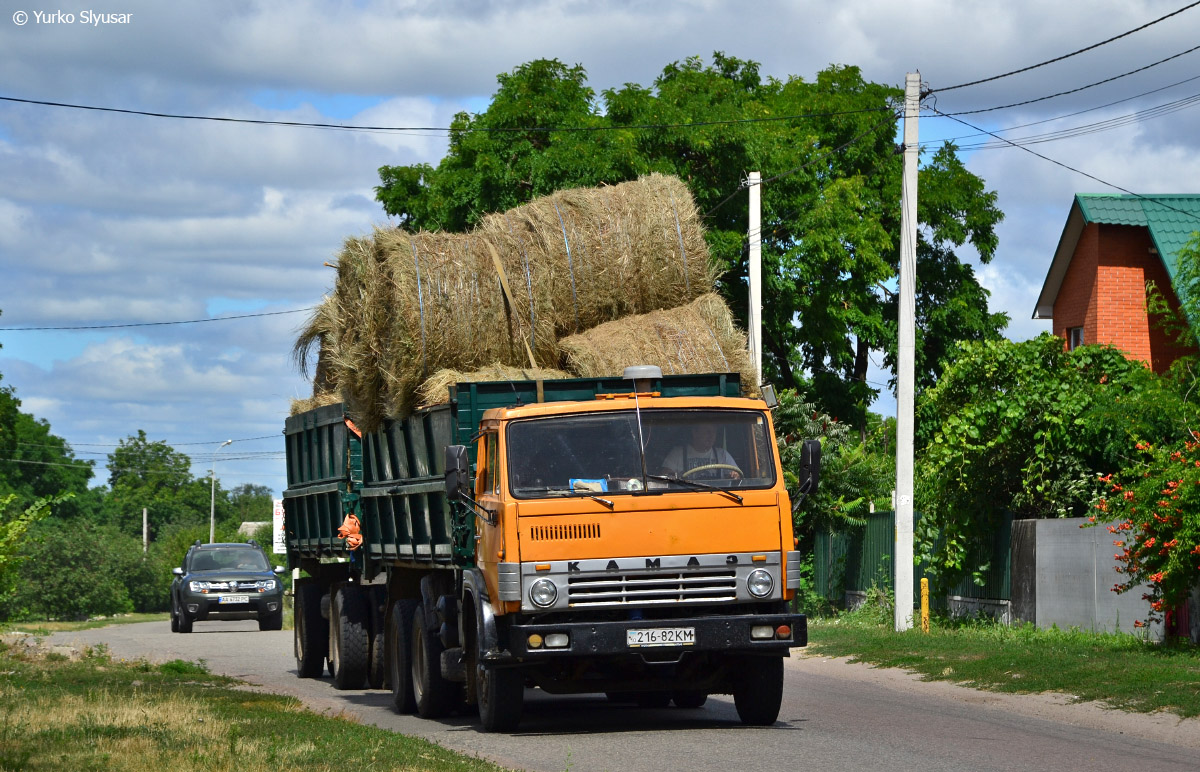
(506, 409), (776, 498)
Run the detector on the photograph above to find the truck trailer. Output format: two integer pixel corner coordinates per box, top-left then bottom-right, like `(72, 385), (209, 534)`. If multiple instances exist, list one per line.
(283, 366), (819, 731)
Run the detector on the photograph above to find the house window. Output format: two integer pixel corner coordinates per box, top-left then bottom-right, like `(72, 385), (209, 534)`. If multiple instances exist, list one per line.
(1068, 327), (1084, 350)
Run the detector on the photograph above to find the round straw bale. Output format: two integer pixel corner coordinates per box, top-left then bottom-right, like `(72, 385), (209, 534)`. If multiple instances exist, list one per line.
(560, 294), (758, 395)
(297, 174), (718, 427)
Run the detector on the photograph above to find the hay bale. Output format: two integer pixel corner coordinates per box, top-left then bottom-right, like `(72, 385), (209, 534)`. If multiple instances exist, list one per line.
(560, 294), (757, 395)
(302, 174), (717, 428)
(289, 391), (342, 416)
(416, 364), (573, 408)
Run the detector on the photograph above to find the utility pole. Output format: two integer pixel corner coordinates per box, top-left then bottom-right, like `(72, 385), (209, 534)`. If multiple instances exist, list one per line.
(748, 171), (763, 387)
(142, 507), (148, 554)
(895, 72), (920, 632)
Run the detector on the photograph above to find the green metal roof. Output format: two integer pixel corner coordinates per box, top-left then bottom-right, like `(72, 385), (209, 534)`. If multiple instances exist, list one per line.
(1075, 194), (1200, 282)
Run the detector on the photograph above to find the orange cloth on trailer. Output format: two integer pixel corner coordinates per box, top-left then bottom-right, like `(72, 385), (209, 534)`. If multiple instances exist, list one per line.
(337, 513), (363, 550)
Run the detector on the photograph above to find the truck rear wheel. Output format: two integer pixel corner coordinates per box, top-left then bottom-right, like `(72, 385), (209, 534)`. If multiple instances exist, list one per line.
(388, 599), (418, 713)
(411, 601), (457, 718)
(477, 663), (523, 732)
(330, 585), (369, 690)
(294, 584), (328, 678)
(733, 656), (784, 726)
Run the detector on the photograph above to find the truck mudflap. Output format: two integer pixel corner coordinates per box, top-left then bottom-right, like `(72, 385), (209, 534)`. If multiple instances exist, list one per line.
(497, 612), (806, 661)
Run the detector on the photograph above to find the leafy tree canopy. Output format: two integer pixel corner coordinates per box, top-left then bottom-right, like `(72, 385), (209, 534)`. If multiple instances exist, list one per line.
(915, 333), (1193, 590)
(376, 55), (1008, 429)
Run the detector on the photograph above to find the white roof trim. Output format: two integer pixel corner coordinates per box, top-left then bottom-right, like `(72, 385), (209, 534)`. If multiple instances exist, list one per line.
(1033, 201), (1086, 319)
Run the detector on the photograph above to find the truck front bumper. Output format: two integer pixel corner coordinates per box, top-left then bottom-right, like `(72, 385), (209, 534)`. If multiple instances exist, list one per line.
(500, 612), (806, 661)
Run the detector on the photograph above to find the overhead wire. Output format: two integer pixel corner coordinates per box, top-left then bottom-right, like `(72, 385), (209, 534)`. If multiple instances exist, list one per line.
(0, 307), (314, 331)
(929, 1), (1200, 94)
(926, 104), (1200, 226)
(935, 42), (1200, 116)
(0, 94), (892, 134)
(922, 72), (1200, 148)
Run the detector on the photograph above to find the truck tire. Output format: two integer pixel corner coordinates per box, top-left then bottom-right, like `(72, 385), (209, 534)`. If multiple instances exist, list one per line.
(733, 656), (784, 726)
(411, 601), (457, 718)
(477, 662), (523, 732)
(294, 584), (328, 678)
(388, 599), (419, 713)
(330, 585), (369, 690)
(367, 589), (387, 690)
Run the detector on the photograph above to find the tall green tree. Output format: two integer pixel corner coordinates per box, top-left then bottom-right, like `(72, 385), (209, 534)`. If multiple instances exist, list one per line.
(100, 431), (223, 538)
(376, 55), (1008, 431)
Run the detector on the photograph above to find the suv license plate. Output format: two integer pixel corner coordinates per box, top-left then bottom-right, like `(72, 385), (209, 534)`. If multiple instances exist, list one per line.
(219, 594), (250, 604)
(627, 627), (695, 648)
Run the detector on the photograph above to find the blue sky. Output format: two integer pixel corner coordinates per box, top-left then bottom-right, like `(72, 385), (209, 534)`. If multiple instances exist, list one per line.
(2, 0), (1199, 497)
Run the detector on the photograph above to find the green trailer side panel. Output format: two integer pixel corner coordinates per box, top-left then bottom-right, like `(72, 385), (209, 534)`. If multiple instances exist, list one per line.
(284, 373), (745, 571)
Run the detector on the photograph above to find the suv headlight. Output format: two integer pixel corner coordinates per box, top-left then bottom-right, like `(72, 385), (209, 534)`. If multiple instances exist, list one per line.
(746, 569), (774, 598)
(252, 579), (278, 591)
(529, 578), (558, 608)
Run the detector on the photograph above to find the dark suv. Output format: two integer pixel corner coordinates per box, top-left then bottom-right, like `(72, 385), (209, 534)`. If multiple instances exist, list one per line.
(170, 541), (285, 633)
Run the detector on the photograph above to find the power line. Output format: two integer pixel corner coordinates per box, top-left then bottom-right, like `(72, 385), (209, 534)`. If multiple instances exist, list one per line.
(0, 307), (313, 331)
(942, 90), (1200, 152)
(926, 105), (1200, 226)
(0, 94), (892, 134)
(923, 72), (1200, 148)
(930, 1), (1200, 94)
(937, 42), (1200, 116)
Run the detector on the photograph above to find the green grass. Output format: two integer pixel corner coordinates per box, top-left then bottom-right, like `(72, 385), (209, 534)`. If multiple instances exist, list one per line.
(0, 613), (170, 636)
(0, 641), (511, 772)
(806, 602), (1200, 718)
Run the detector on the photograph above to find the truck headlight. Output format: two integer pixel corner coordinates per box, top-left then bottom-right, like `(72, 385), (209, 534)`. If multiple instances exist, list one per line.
(746, 569), (774, 598)
(529, 578), (558, 608)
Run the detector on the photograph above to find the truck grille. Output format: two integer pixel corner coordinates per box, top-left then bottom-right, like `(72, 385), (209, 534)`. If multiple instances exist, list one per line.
(567, 568), (737, 607)
(529, 523), (601, 542)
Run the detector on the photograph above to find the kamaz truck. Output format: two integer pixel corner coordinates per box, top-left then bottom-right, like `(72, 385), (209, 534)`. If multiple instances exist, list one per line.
(283, 367), (819, 731)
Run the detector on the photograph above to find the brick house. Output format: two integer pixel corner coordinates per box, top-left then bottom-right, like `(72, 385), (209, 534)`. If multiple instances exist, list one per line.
(1033, 194), (1200, 373)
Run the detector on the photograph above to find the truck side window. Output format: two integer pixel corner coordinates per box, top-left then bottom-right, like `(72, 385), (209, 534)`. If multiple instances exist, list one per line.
(480, 433), (499, 496)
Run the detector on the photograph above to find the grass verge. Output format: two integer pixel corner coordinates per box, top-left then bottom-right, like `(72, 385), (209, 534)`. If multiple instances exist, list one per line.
(806, 602), (1200, 718)
(0, 613), (170, 636)
(0, 640), (510, 772)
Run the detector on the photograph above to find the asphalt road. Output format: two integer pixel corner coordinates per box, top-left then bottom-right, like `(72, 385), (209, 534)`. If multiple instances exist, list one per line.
(49, 620), (1200, 772)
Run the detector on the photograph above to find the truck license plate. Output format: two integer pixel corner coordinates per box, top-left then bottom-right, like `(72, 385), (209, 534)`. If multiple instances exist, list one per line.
(219, 594), (249, 604)
(627, 627), (695, 647)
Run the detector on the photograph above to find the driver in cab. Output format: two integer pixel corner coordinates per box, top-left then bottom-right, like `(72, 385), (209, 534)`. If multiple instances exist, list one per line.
(661, 424), (741, 481)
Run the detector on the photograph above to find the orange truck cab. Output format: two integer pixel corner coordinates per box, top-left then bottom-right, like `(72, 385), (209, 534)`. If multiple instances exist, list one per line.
(284, 367), (820, 731)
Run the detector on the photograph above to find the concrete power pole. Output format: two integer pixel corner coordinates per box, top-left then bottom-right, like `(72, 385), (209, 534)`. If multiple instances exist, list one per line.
(748, 171), (763, 387)
(894, 72), (920, 632)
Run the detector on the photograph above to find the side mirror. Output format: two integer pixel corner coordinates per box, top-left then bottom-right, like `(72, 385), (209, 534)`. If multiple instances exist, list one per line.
(172, 567), (184, 576)
(800, 439), (821, 495)
(445, 445), (470, 501)
(273, 566), (285, 574)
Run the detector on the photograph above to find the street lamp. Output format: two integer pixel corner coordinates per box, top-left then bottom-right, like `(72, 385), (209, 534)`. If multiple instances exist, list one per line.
(209, 439), (233, 543)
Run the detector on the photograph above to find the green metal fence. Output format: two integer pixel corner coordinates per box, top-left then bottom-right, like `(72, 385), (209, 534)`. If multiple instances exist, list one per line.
(814, 510), (1012, 608)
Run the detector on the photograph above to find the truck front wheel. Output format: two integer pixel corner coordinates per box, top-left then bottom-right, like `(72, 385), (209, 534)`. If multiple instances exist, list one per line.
(411, 602), (457, 718)
(733, 656), (784, 726)
(477, 663), (523, 732)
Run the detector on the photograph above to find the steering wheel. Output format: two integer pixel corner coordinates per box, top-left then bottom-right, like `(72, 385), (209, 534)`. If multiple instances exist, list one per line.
(680, 463), (742, 480)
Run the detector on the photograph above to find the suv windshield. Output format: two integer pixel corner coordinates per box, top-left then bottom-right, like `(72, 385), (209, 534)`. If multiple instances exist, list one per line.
(507, 408), (776, 498)
(191, 548), (270, 572)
